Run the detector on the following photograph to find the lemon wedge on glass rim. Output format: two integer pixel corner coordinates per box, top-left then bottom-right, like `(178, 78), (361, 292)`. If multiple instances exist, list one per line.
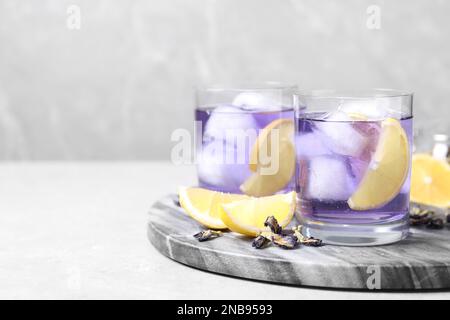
(178, 187), (248, 229)
(220, 191), (296, 237)
(348, 118), (410, 210)
(240, 118), (295, 197)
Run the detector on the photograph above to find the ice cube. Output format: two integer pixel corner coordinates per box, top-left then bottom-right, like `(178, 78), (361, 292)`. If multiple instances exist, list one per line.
(304, 156), (354, 201)
(320, 110), (352, 121)
(375, 96), (403, 118)
(204, 105), (258, 142)
(348, 157), (370, 184)
(232, 92), (277, 110)
(197, 140), (251, 191)
(352, 121), (381, 162)
(337, 97), (402, 120)
(295, 133), (331, 158)
(336, 100), (382, 119)
(316, 111), (369, 157)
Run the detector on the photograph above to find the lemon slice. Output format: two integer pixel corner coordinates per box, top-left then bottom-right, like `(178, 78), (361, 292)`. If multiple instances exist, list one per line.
(220, 191), (296, 236)
(241, 119), (295, 197)
(348, 118), (410, 210)
(178, 187), (248, 229)
(411, 154), (450, 208)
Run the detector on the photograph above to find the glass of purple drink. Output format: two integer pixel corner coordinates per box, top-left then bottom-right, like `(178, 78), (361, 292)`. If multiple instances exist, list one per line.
(295, 89), (413, 246)
(195, 84), (297, 196)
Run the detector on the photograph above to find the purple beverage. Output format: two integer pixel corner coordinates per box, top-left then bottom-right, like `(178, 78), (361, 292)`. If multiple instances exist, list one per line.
(196, 105), (295, 194)
(195, 85), (297, 196)
(295, 90), (413, 246)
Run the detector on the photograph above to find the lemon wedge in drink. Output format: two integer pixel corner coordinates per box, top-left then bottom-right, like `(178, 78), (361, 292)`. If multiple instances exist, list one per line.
(248, 118), (295, 171)
(220, 191), (296, 236)
(241, 118), (295, 197)
(410, 154), (450, 208)
(348, 118), (410, 210)
(178, 187), (248, 229)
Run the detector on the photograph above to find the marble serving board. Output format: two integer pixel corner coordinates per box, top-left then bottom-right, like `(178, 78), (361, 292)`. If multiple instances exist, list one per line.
(147, 194), (450, 290)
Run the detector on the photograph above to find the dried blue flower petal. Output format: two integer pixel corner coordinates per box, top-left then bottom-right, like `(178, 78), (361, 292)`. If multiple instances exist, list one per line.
(264, 216), (282, 234)
(272, 234), (297, 249)
(252, 235), (270, 249)
(427, 218), (444, 230)
(292, 226), (323, 247)
(193, 230), (222, 242)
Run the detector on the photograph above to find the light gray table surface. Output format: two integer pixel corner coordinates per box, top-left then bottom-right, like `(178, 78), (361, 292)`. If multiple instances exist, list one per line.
(0, 162), (449, 300)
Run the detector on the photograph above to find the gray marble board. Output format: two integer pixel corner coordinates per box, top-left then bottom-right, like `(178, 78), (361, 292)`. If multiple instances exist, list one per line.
(148, 194), (450, 290)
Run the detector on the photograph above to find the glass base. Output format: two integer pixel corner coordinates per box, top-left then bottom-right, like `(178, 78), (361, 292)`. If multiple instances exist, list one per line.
(296, 213), (409, 246)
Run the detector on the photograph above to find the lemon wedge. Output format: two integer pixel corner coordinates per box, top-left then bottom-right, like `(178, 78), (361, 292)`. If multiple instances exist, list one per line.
(241, 141), (296, 196)
(249, 118), (295, 171)
(178, 187), (248, 229)
(241, 118), (295, 197)
(411, 154), (450, 208)
(348, 118), (410, 210)
(220, 191), (296, 236)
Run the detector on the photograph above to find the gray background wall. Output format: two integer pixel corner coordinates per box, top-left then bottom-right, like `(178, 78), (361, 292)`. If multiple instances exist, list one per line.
(0, 0), (448, 160)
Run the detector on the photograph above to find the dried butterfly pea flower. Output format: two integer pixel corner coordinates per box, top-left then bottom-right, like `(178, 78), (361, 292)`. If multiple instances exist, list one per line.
(410, 215), (432, 226)
(193, 229), (222, 242)
(409, 206), (423, 216)
(427, 218), (444, 230)
(299, 237), (323, 247)
(252, 235), (270, 249)
(251, 216), (323, 250)
(410, 207), (433, 218)
(264, 216), (282, 234)
(252, 231), (273, 249)
(252, 230), (297, 249)
(409, 206), (435, 226)
(292, 226), (323, 247)
(271, 233), (297, 249)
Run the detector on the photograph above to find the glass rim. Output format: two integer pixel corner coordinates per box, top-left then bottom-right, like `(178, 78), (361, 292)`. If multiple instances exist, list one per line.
(296, 88), (414, 99)
(195, 82), (298, 93)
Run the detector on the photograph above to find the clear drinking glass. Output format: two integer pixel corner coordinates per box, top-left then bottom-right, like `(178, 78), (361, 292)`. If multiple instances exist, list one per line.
(295, 89), (413, 246)
(195, 83), (297, 196)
